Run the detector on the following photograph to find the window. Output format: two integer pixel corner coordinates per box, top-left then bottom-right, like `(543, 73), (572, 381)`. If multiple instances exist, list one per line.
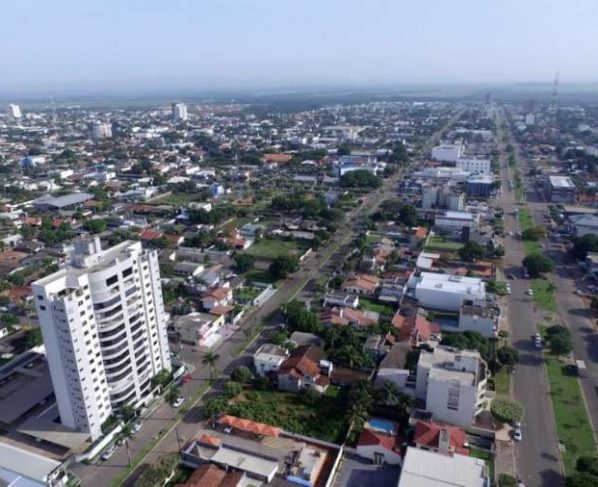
(447, 384), (460, 411)
(106, 275), (118, 287)
(39, 305), (46, 311)
(123, 267), (133, 278)
(37, 295), (44, 301)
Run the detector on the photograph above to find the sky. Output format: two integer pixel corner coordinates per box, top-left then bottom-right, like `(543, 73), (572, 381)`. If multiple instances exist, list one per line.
(1, 0), (597, 95)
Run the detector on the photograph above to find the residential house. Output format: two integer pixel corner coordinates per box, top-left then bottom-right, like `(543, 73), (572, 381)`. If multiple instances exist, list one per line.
(413, 420), (469, 456)
(341, 274), (380, 295)
(457, 299), (500, 338)
(253, 343), (290, 377)
(277, 345), (331, 394)
(323, 293), (359, 308)
(201, 285), (233, 311)
(374, 342), (413, 395)
(320, 307), (379, 328)
(173, 261), (205, 278)
(391, 308), (441, 348)
(174, 312), (226, 348)
(356, 418), (402, 465)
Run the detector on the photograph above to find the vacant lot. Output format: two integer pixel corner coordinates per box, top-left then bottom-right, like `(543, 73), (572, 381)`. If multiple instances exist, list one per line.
(359, 297), (395, 317)
(243, 270), (277, 284)
(545, 355), (597, 474)
(245, 238), (310, 259)
(425, 235), (463, 252)
(227, 388), (349, 443)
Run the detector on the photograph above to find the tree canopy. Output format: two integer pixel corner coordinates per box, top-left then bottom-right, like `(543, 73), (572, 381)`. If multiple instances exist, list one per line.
(458, 240), (486, 262)
(340, 170), (382, 189)
(269, 255), (299, 279)
(491, 398), (524, 424)
(571, 234), (598, 260)
(522, 253), (554, 277)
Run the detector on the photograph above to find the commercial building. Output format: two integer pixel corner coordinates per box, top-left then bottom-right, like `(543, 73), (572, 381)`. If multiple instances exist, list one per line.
(32, 238), (171, 440)
(398, 446), (489, 487)
(431, 143), (463, 162)
(466, 175), (494, 198)
(421, 184), (465, 211)
(570, 214), (598, 238)
(7, 103), (22, 119)
(456, 158), (491, 175)
(546, 176), (576, 203)
(90, 121), (112, 140)
(434, 211), (478, 233)
(415, 346), (488, 429)
(407, 272), (486, 312)
(0, 441), (67, 487)
(172, 103), (188, 122)
(32, 192), (94, 211)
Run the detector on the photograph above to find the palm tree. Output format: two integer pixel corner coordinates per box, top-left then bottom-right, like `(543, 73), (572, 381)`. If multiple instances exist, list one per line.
(166, 386), (181, 407)
(202, 351), (220, 381)
(396, 393), (417, 416)
(377, 381), (400, 406)
(117, 424), (134, 467)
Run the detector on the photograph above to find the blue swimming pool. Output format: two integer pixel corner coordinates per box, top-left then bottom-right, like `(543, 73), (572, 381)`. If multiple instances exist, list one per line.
(368, 418), (396, 433)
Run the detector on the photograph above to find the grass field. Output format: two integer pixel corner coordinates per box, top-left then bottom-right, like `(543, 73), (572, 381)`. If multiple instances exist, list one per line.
(243, 270), (277, 284)
(234, 286), (262, 302)
(519, 208), (534, 232)
(494, 368), (510, 396)
(425, 234), (464, 252)
(470, 447), (495, 481)
(359, 297), (396, 317)
(531, 279), (558, 313)
(245, 238), (310, 259)
(545, 355), (597, 474)
(153, 192), (202, 206)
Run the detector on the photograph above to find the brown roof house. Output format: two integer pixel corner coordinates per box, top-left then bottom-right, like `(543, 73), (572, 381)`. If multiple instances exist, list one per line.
(277, 345), (331, 394)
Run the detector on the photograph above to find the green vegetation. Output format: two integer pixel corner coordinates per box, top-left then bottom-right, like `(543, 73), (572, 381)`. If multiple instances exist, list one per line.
(457, 240), (486, 262)
(440, 331), (492, 362)
(244, 270), (277, 284)
(359, 297), (395, 317)
(498, 474), (517, 487)
(155, 192), (203, 206)
(490, 398), (524, 424)
(545, 355), (597, 474)
(245, 238), (310, 259)
(470, 447), (495, 482)
(234, 286), (261, 302)
(340, 170), (382, 189)
(523, 253), (554, 277)
(425, 234), (463, 252)
(531, 279), (558, 313)
(132, 452), (179, 487)
(494, 368), (510, 396)
(269, 254), (300, 279)
(227, 389), (350, 443)
(545, 325), (574, 356)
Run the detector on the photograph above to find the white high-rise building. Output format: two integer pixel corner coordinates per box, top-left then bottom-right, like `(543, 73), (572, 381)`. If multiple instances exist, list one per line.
(90, 121), (112, 140)
(172, 103), (188, 122)
(7, 103), (22, 119)
(32, 238), (171, 440)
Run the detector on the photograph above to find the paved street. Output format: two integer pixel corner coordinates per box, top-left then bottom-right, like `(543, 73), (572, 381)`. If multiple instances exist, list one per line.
(496, 114), (564, 486)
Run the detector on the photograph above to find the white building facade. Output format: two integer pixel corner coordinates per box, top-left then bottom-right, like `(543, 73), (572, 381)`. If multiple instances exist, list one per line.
(431, 143), (463, 162)
(32, 238), (171, 440)
(408, 272), (486, 312)
(172, 103), (188, 122)
(455, 158), (491, 175)
(90, 121), (112, 140)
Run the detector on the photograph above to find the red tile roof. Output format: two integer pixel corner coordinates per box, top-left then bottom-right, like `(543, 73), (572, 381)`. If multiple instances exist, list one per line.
(414, 420), (469, 456)
(139, 229), (163, 241)
(358, 428), (399, 453)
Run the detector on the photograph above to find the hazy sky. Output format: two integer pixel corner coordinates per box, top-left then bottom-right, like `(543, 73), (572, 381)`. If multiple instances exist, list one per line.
(1, 0), (597, 94)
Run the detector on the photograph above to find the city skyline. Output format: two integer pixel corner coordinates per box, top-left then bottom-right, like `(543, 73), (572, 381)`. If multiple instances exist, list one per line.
(1, 0), (597, 95)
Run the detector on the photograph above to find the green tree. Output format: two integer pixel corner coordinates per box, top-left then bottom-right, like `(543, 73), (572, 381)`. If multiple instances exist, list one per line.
(83, 218), (108, 233)
(269, 255), (299, 279)
(571, 234), (598, 260)
(566, 472), (598, 487)
(491, 398), (524, 424)
(165, 386), (181, 407)
(230, 365), (253, 383)
(202, 351), (220, 381)
(117, 424), (134, 467)
(120, 404), (136, 422)
(497, 346), (520, 367)
(577, 456), (598, 477)
(522, 253), (554, 277)
(458, 240), (486, 262)
(522, 226), (546, 241)
(340, 170), (382, 189)
(398, 204), (419, 227)
(223, 381), (243, 399)
(376, 381), (400, 405)
(498, 473), (517, 487)
(25, 328), (43, 348)
(235, 253), (255, 273)
(203, 396), (227, 426)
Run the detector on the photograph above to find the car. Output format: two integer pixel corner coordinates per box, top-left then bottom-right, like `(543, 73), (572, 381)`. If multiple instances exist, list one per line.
(523, 270), (530, 278)
(173, 396), (184, 408)
(131, 422), (142, 434)
(526, 289), (533, 296)
(534, 333), (541, 341)
(512, 421), (522, 429)
(101, 446), (116, 461)
(534, 339), (542, 349)
(513, 428), (522, 442)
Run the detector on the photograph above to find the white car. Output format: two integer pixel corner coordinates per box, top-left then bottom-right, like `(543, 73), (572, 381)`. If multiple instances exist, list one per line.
(131, 422), (142, 434)
(101, 446), (116, 461)
(513, 428), (522, 442)
(526, 289), (533, 296)
(173, 396), (184, 408)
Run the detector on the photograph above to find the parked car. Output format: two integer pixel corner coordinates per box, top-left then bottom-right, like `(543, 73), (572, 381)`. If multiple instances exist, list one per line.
(513, 428), (522, 442)
(132, 422), (142, 434)
(173, 396), (184, 408)
(526, 288), (533, 296)
(102, 446), (116, 461)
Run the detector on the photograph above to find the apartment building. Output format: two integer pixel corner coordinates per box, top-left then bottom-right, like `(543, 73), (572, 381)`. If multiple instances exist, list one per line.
(32, 237), (171, 440)
(415, 346), (488, 429)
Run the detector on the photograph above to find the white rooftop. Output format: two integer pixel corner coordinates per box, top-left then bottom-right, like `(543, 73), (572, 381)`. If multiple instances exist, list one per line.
(0, 441), (63, 486)
(549, 175), (575, 189)
(398, 447), (488, 487)
(442, 211), (474, 220)
(415, 272), (485, 295)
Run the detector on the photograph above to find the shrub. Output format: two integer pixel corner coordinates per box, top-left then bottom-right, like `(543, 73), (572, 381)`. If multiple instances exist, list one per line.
(491, 398), (524, 424)
(498, 473), (517, 487)
(230, 365), (253, 383)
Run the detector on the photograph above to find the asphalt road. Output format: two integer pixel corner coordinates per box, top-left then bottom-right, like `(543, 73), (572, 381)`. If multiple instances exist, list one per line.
(496, 114), (564, 487)
(70, 106), (466, 487)
(515, 151), (598, 450)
